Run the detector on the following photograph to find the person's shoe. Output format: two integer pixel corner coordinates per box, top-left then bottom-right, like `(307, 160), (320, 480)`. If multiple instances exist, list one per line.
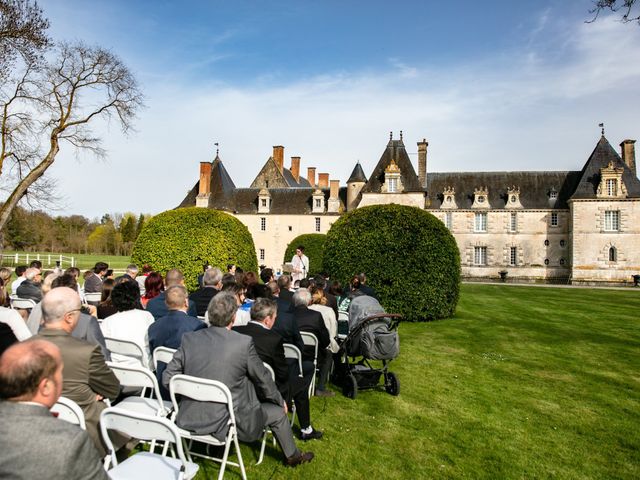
(285, 451), (314, 467)
(314, 389), (335, 398)
(300, 429), (323, 441)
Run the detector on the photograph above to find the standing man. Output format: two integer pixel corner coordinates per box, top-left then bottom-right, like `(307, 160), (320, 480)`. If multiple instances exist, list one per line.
(291, 246), (309, 284)
(163, 292), (314, 466)
(0, 339), (108, 479)
(84, 262), (108, 294)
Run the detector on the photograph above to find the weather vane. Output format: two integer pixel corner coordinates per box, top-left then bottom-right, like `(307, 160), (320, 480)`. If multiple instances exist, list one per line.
(599, 123), (605, 136)
(214, 142), (219, 156)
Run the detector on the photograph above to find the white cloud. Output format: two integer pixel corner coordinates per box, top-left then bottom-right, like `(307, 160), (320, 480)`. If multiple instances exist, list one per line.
(35, 15), (640, 218)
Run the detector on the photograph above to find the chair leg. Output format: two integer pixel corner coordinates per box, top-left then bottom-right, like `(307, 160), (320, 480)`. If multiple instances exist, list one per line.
(234, 434), (247, 480)
(257, 429), (268, 465)
(217, 433), (233, 480)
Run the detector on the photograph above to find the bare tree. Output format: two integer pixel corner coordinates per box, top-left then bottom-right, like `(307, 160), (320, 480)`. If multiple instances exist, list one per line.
(588, 0), (640, 24)
(0, 41), (144, 237)
(0, 0), (50, 78)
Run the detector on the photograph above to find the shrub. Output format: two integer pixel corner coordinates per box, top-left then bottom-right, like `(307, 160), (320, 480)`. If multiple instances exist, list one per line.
(323, 204), (460, 321)
(283, 234), (327, 277)
(131, 207), (258, 292)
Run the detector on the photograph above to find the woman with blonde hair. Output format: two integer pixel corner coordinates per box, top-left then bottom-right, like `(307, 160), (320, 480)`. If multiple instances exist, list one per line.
(308, 286), (339, 355)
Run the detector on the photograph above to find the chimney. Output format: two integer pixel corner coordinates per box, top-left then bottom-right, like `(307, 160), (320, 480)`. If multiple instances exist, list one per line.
(329, 180), (339, 198)
(621, 139), (636, 177)
(198, 162), (212, 196)
(273, 145), (284, 173)
(290, 156), (301, 182)
(307, 167), (316, 187)
(318, 173), (329, 189)
(328, 180), (341, 213)
(417, 139), (428, 189)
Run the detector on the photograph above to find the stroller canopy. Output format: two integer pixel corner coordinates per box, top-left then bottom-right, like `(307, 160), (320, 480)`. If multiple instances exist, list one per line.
(348, 295), (385, 332)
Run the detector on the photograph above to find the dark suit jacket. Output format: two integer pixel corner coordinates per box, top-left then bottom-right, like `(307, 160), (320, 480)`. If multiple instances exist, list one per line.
(163, 327), (283, 443)
(292, 305), (330, 361)
(272, 303), (304, 352)
(189, 287), (218, 317)
(146, 291), (198, 319)
(37, 328), (120, 455)
(0, 401), (108, 480)
(15, 280), (42, 302)
(72, 313), (111, 361)
(83, 273), (103, 293)
(279, 288), (293, 304)
(149, 310), (206, 353)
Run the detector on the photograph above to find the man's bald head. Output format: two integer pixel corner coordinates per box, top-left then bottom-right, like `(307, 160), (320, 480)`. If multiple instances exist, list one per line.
(42, 287), (82, 330)
(165, 269), (185, 287)
(0, 339), (62, 406)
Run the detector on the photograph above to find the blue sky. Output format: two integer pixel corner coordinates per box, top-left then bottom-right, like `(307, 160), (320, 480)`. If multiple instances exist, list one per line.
(32, 1), (640, 218)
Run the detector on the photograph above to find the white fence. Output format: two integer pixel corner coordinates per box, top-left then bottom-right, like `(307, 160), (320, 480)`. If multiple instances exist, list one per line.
(1, 253), (76, 268)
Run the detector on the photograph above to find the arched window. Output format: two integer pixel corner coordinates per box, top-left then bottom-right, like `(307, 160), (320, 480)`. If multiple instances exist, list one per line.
(609, 246), (617, 262)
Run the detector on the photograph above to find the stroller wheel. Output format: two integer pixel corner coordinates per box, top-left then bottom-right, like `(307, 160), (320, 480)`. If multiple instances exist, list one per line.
(343, 374), (358, 399)
(385, 372), (400, 396)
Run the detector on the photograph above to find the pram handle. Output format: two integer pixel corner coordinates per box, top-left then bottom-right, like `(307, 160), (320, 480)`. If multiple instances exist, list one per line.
(350, 313), (403, 337)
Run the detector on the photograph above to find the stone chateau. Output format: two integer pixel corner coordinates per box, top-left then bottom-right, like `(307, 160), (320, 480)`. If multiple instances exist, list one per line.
(179, 132), (640, 285)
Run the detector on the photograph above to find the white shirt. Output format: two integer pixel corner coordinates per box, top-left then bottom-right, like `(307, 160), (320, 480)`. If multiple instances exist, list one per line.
(100, 309), (155, 368)
(0, 307), (33, 341)
(291, 254), (309, 283)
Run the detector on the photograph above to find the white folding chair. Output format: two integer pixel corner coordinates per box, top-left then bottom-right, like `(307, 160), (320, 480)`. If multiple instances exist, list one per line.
(51, 396), (86, 430)
(107, 362), (172, 417)
(104, 337), (146, 367)
(283, 343), (303, 379)
(153, 346), (177, 371)
(169, 374), (247, 480)
(9, 295), (37, 310)
(100, 407), (199, 480)
(84, 292), (102, 304)
(300, 332), (319, 397)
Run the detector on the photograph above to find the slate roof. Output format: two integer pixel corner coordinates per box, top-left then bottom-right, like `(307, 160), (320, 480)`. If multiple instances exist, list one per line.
(426, 171), (581, 209)
(360, 139), (424, 193)
(570, 135), (640, 199)
(347, 162), (367, 183)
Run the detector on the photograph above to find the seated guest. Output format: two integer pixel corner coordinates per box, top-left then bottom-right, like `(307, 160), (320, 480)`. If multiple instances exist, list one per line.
(0, 339), (108, 479)
(260, 267), (275, 285)
(292, 288), (333, 397)
(37, 287), (120, 456)
(16, 267), (43, 302)
(0, 278), (32, 341)
(0, 268), (11, 306)
(0, 322), (18, 356)
(136, 263), (153, 294)
(353, 272), (378, 299)
(11, 265), (27, 293)
(221, 272), (236, 288)
(84, 261), (108, 294)
(146, 269), (197, 320)
(278, 274), (293, 303)
(141, 271), (164, 308)
(96, 278), (117, 319)
(308, 286), (339, 357)
(227, 263), (236, 275)
(314, 275), (338, 317)
(235, 298), (322, 441)
(101, 280), (154, 368)
(115, 263), (138, 283)
(222, 283), (250, 327)
(189, 267), (222, 316)
(163, 292), (314, 467)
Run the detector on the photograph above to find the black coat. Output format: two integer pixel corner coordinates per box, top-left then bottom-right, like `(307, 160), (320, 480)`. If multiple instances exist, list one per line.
(272, 302), (304, 352)
(189, 287), (218, 317)
(292, 305), (330, 361)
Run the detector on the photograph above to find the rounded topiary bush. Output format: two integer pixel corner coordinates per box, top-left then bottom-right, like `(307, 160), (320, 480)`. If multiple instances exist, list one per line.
(131, 207), (258, 292)
(283, 234), (326, 277)
(323, 204), (460, 321)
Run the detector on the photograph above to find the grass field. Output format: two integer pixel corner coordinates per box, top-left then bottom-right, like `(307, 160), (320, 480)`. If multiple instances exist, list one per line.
(0, 251), (131, 271)
(192, 284), (640, 479)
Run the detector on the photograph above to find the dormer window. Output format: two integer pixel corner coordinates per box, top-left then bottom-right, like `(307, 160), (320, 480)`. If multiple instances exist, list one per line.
(441, 187), (457, 209)
(472, 187), (490, 209)
(382, 159), (404, 193)
(549, 189), (558, 200)
(257, 188), (271, 214)
(505, 186), (522, 209)
(312, 189), (325, 213)
(597, 161), (627, 198)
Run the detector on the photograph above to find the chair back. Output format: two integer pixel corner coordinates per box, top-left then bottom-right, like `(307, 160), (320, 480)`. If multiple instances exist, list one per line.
(283, 343), (303, 377)
(10, 296), (37, 310)
(104, 337), (145, 364)
(262, 362), (275, 381)
(100, 407), (194, 472)
(300, 332), (319, 361)
(169, 374), (236, 426)
(51, 396), (86, 430)
(84, 292), (102, 303)
(153, 346), (177, 370)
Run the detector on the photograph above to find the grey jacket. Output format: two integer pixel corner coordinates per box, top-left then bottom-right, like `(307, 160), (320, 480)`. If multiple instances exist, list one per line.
(0, 401), (108, 480)
(163, 326), (283, 442)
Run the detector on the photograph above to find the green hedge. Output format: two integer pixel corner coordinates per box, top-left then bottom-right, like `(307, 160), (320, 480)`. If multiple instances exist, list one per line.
(131, 207), (258, 292)
(283, 233), (327, 277)
(323, 204), (460, 321)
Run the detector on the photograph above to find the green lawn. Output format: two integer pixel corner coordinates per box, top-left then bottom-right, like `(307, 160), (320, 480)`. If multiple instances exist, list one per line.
(193, 284), (640, 479)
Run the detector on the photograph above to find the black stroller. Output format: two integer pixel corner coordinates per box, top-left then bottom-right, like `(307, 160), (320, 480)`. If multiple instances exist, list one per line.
(333, 295), (402, 399)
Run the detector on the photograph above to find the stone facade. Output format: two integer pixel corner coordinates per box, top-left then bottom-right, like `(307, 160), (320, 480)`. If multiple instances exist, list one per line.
(179, 133), (640, 284)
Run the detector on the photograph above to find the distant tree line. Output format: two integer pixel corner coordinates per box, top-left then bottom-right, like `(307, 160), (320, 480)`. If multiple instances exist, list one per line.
(1, 206), (149, 255)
